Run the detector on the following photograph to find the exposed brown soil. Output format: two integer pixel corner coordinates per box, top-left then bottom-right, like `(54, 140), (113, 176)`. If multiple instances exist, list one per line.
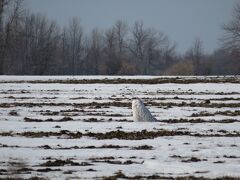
(170, 155), (208, 163)
(89, 156), (115, 161)
(0, 144), (19, 148)
(36, 168), (61, 172)
(223, 155), (240, 158)
(39, 159), (93, 167)
(191, 110), (240, 117)
(51, 144), (152, 150)
(17, 130), (83, 138)
(213, 161), (226, 164)
(8, 110), (18, 116)
(1, 101), (240, 109)
(22, 116), (240, 123)
(38, 144), (129, 150)
(101, 170), (240, 180)
(40, 111), (60, 116)
(86, 130), (240, 140)
(159, 118), (239, 124)
(181, 157), (207, 163)
(6, 96), (57, 100)
(1, 76), (239, 84)
(24, 117), (73, 122)
(1, 129), (239, 139)
(131, 145), (153, 150)
(91, 158), (142, 165)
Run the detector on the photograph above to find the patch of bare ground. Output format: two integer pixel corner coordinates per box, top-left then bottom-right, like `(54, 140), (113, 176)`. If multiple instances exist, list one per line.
(170, 155), (207, 163)
(1, 129), (239, 139)
(0, 178), (46, 180)
(8, 110), (18, 116)
(191, 110), (240, 117)
(0, 159), (47, 180)
(223, 155), (240, 158)
(114, 119), (132, 122)
(88, 157), (115, 161)
(39, 159), (93, 167)
(1, 101), (239, 109)
(40, 111), (60, 116)
(85, 130), (240, 140)
(213, 161), (226, 164)
(127, 96), (240, 102)
(12, 130), (83, 138)
(131, 145), (153, 150)
(86, 168), (97, 172)
(208, 97), (240, 101)
(37, 144), (153, 150)
(156, 91), (240, 95)
(23, 116), (129, 123)
(5, 96), (57, 100)
(69, 96), (88, 100)
(181, 157), (207, 163)
(101, 170), (240, 180)
(0, 144), (19, 148)
(24, 116), (73, 122)
(1, 76), (239, 84)
(38, 144), (128, 150)
(83, 118), (105, 122)
(90, 157), (143, 165)
(158, 118), (239, 123)
(19, 116), (240, 124)
(36, 168), (61, 172)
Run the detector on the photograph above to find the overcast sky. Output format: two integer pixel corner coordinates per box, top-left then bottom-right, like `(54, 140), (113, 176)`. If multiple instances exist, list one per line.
(24, 0), (239, 53)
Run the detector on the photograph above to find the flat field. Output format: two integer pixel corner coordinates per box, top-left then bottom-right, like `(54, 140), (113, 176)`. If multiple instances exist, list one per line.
(0, 76), (240, 179)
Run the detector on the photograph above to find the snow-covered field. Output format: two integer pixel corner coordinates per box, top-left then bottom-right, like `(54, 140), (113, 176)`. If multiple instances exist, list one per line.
(0, 76), (239, 179)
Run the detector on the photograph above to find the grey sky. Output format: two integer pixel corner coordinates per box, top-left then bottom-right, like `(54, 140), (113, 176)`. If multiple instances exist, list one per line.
(24, 0), (239, 53)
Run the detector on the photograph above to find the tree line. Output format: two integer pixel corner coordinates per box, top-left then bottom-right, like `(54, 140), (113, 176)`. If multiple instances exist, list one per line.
(0, 0), (239, 75)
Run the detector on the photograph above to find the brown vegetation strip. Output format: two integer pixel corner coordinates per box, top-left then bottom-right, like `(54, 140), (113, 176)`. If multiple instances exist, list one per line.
(38, 144), (153, 150)
(159, 118), (239, 123)
(101, 170), (240, 180)
(24, 117), (73, 122)
(38, 144), (127, 150)
(1, 101), (240, 109)
(39, 159), (93, 167)
(85, 130), (240, 140)
(88, 156), (143, 165)
(191, 110), (240, 117)
(22, 116), (240, 124)
(1, 129), (240, 139)
(0, 77), (239, 84)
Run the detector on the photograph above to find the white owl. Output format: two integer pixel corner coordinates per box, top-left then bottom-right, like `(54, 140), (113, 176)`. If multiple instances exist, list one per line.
(132, 99), (156, 122)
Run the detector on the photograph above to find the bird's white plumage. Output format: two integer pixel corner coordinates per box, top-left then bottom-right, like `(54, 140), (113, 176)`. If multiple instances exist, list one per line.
(132, 99), (156, 122)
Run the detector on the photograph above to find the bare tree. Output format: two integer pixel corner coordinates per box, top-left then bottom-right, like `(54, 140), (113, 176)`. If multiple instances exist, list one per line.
(114, 20), (128, 55)
(102, 20), (128, 75)
(220, 3), (240, 74)
(0, 0), (24, 74)
(68, 17), (84, 74)
(129, 21), (148, 74)
(86, 28), (103, 74)
(0, 0), (10, 34)
(186, 38), (203, 75)
(145, 29), (170, 74)
(221, 3), (240, 56)
(0, 0), (7, 74)
(129, 21), (171, 74)
(0, 0), (5, 34)
(20, 13), (60, 74)
(103, 27), (118, 74)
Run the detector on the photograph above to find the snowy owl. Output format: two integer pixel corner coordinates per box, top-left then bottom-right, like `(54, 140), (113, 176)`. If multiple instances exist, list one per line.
(132, 99), (156, 122)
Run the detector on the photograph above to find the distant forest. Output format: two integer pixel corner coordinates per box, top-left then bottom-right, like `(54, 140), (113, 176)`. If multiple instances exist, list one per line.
(0, 0), (240, 75)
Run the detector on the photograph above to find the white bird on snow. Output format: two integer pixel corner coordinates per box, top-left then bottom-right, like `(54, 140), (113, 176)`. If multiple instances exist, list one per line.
(132, 98), (156, 122)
